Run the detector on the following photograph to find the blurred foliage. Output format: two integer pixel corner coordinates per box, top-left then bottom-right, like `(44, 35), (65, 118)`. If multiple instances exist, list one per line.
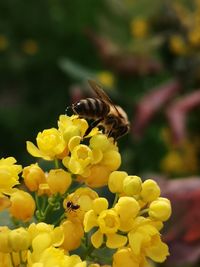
(0, 0), (200, 180)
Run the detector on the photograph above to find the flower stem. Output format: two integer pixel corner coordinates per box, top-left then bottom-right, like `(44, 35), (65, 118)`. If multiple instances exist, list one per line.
(112, 193), (119, 207)
(54, 159), (59, 169)
(139, 208), (149, 216)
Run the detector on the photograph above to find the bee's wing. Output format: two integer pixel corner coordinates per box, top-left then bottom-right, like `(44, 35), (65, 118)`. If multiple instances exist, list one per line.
(88, 80), (121, 116)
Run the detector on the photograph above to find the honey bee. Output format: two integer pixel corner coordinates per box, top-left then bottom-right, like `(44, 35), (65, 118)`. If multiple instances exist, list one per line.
(66, 201), (80, 212)
(67, 80), (130, 140)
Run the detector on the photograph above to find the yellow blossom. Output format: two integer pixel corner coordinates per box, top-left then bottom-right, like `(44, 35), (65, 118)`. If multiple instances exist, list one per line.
(113, 247), (141, 267)
(131, 18), (149, 38)
(169, 35), (187, 55)
(8, 227), (31, 252)
(0, 226), (12, 253)
(63, 144), (93, 175)
(149, 197), (172, 222)
(46, 169), (72, 194)
(27, 246), (86, 267)
(123, 175), (142, 196)
(64, 187), (98, 223)
(114, 197), (140, 232)
(28, 223), (64, 248)
(27, 128), (67, 160)
(61, 219), (84, 251)
(108, 171), (128, 194)
(96, 71), (115, 88)
(9, 190), (35, 222)
(22, 39), (39, 55)
(128, 221), (169, 263)
(140, 180), (160, 203)
(0, 35), (9, 50)
(58, 115), (88, 140)
(78, 164), (111, 188)
(84, 198), (127, 249)
(0, 157), (21, 197)
(22, 163), (46, 192)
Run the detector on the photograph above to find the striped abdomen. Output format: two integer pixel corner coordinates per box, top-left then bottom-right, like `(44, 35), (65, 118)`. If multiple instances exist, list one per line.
(72, 98), (110, 119)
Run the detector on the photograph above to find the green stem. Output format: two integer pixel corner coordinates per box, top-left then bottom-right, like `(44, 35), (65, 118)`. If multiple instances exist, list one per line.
(112, 193), (119, 207)
(35, 192), (40, 210)
(54, 159), (59, 169)
(54, 213), (66, 226)
(139, 208), (149, 216)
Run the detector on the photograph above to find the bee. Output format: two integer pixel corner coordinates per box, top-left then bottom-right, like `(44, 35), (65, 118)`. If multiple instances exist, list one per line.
(66, 201), (80, 212)
(67, 80), (130, 140)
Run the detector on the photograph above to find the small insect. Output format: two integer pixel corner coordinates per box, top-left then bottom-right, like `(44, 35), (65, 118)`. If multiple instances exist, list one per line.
(66, 80), (130, 140)
(66, 201), (80, 212)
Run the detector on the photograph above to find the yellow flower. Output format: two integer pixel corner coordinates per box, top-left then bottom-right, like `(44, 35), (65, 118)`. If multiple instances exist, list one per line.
(64, 187), (98, 223)
(149, 197), (172, 222)
(169, 35), (187, 55)
(46, 169), (72, 194)
(28, 223), (64, 248)
(63, 144), (93, 175)
(108, 171), (128, 194)
(96, 71), (115, 88)
(61, 219), (84, 251)
(0, 35), (9, 50)
(123, 175), (142, 196)
(84, 198), (127, 249)
(27, 128), (67, 160)
(140, 180), (160, 203)
(128, 220), (169, 263)
(0, 157), (21, 197)
(8, 227), (31, 252)
(78, 164), (111, 188)
(113, 247), (140, 267)
(27, 246), (86, 267)
(9, 190), (35, 222)
(22, 39), (39, 55)
(58, 115), (88, 140)
(0, 226), (12, 253)
(131, 18), (149, 38)
(114, 197), (140, 232)
(22, 163), (46, 192)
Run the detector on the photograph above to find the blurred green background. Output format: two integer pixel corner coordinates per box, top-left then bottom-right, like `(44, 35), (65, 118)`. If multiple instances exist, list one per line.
(1, 0), (200, 266)
(0, 0), (200, 177)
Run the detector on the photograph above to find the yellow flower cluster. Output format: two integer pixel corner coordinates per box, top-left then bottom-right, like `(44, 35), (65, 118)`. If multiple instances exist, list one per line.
(0, 114), (171, 267)
(169, 1), (200, 55)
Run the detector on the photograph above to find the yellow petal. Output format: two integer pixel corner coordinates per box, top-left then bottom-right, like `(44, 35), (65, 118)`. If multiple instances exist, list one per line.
(84, 210), (98, 232)
(68, 136), (81, 152)
(92, 198), (108, 214)
(146, 240), (169, 262)
(92, 149), (103, 164)
(51, 227), (64, 246)
(128, 231), (143, 255)
(91, 229), (103, 248)
(106, 233), (127, 249)
(26, 141), (51, 160)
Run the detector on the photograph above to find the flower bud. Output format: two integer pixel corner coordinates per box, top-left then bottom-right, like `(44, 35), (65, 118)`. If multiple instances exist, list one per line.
(47, 169), (72, 194)
(90, 134), (110, 151)
(115, 197), (140, 221)
(0, 227), (12, 253)
(101, 151), (121, 171)
(22, 163), (46, 191)
(8, 227), (31, 252)
(141, 179), (160, 202)
(149, 197), (172, 221)
(108, 171), (128, 193)
(123, 175), (142, 196)
(9, 190), (35, 222)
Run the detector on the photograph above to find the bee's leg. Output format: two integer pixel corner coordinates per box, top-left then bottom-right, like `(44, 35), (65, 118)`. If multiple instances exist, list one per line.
(84, 118), (103, 136)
